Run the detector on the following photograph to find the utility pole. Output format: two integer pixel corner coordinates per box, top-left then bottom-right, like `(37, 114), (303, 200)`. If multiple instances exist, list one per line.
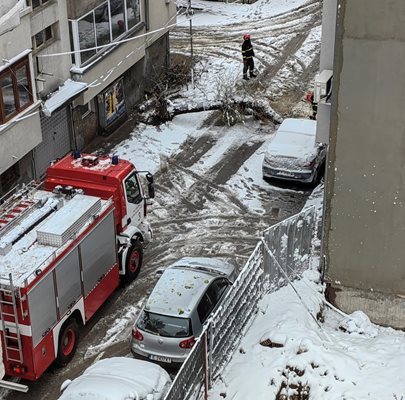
(188, 0), (194, 86)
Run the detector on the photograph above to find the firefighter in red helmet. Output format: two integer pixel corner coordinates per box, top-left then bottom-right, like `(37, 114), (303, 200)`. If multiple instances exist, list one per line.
(242, 34), (257, 80)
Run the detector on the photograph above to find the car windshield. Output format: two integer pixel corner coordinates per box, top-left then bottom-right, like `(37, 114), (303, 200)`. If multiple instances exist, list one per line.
(137, 311), (191, 338)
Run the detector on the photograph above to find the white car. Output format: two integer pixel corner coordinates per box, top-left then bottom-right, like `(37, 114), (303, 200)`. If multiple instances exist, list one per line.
(262, 118), (327, 184)
(58, 357), (172, 400)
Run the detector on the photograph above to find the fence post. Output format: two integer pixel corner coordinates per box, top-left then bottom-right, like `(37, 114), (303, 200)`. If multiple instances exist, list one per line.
(204, 331), (209, 400)
(262, 234), (270, 276)
(208, 323), (213, 389)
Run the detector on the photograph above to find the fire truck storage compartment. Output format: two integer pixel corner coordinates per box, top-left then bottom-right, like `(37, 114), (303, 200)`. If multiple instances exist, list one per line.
(27, 209), (117, 347)
(28, 273), (58, 348)
(81, 211), (116, 296)
(55, 248), (81, 317)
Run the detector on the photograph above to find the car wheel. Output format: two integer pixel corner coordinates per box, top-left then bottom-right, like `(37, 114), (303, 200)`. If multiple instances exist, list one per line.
(56, 318), (79, 366)
(124, 239), (143, 284)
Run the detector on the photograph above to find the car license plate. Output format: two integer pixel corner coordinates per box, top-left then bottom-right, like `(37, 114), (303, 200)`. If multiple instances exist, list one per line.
(278, 171), (295, 177)
(150, 355), (172, 363)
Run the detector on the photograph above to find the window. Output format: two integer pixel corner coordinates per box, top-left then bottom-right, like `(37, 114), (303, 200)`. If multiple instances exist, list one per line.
(197, 293), (214, 324)
(32, 24), (56, 51)
(78, 15), (96, 64)
(137, 311), (192, 338)
(69, 0), (141, 66)
(207, 278), (230, 304)
(124, 172), (142, 204)
(127, 0), (141, 30)
(30, 0), (49, 9)
(0, 57), (33, 124)
(78, 101), (92, 118)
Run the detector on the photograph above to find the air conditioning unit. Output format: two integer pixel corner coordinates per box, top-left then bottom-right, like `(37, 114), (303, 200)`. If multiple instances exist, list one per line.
(314, 69), (333, 103)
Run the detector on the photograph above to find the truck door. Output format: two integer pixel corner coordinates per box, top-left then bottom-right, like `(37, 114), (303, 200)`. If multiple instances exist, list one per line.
(122, 171), (144, 229)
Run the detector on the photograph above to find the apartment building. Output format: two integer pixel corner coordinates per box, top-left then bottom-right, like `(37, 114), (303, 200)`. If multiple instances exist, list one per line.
(320, 0), (405, 329)
(0, 0), (176, 195)
(0, 1), (42, 194)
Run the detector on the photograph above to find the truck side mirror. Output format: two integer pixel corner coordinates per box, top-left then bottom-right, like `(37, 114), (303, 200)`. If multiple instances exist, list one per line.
(148, 184), (155, 199)
(145, 173), (154, 184)
(145, 173), (155, 198)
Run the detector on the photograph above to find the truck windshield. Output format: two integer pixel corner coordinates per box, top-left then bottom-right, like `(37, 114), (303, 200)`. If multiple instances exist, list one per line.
(124, 172), (142, 204)
(137, 311), (192, 338)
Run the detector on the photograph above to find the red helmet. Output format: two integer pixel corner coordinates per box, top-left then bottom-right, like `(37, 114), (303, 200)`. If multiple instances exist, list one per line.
(243, 34), (251, 40)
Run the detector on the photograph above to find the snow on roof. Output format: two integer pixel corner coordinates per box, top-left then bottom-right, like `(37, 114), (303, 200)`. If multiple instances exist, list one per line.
(0, 0), (24, 36)
(0, 190), (109, 287)
(266, 118), (317, 161)
(58, 357), (172, 400)
(42, 79), (87, 117)
(145, 266), (214, 318)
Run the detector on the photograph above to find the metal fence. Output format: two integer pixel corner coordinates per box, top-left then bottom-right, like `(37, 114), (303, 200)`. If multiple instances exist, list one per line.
(263, 206), (316, 291)
(163, 206), (316, 400)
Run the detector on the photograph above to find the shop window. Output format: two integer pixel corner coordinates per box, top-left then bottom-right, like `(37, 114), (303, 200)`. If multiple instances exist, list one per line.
(0, 57), (34, 124)
(69, 0), (142, 67)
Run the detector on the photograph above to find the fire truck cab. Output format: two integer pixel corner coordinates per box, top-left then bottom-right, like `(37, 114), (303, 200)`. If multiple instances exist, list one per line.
(0, 152), (154, 382)
(45, 152), (155, 283)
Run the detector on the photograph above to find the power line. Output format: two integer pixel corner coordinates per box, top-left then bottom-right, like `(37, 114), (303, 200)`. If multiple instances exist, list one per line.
(37, 16), (184, 59)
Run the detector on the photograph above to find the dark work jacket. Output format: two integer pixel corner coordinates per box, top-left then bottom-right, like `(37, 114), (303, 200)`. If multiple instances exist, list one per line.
(242, 39), (254, 60)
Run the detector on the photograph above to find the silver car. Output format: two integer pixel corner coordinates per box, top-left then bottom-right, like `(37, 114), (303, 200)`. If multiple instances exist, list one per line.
(131, 257), (237, 365)
(262, 118), (327, 184)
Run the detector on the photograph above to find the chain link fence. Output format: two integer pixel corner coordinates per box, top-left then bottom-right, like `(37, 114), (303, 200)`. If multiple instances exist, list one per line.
(163, 206), (316, 400)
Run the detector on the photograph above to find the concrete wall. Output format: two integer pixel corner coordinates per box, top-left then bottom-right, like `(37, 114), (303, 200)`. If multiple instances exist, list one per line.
(324, 0), (405, 328)
(147, 0), (176, 34)
(0, 12), (31, 61)
(315, 0), (336, 144)
(0, 10), (42, 180)
(31, 0), (72, 96)
(0, 103), (42, 175)
(319, 0), (337, 71)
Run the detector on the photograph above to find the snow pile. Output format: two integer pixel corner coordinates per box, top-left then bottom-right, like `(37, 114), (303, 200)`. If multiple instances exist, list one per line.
(209, 253), (405, 399)
(85, 305), (139, 359)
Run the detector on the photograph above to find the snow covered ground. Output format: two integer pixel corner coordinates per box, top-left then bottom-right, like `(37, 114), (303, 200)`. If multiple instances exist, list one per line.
(95, 2), (405, 399)
(207, 184), (405, 399)
(5, 2), (404, 399)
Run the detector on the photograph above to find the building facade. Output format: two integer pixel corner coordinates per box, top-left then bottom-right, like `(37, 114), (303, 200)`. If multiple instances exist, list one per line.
(0, 0), (176, 195)
(322, 0), (405, 328)
(0, 1), (42, 194)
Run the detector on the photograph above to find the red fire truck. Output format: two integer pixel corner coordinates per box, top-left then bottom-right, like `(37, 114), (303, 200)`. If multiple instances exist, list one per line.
(0, 152), (155, 382)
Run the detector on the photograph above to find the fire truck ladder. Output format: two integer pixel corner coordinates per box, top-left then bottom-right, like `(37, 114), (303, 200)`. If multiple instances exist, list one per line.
(0, 274), (24, 364)
(0, 181), (40, 234)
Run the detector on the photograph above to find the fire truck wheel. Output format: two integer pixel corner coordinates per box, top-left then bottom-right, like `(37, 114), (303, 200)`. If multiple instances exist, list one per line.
(124, 239), (144, 283)
(56, 318), (79, 366)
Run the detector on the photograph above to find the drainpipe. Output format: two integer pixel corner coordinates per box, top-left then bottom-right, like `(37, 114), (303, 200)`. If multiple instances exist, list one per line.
(144, 0), (149, 31)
